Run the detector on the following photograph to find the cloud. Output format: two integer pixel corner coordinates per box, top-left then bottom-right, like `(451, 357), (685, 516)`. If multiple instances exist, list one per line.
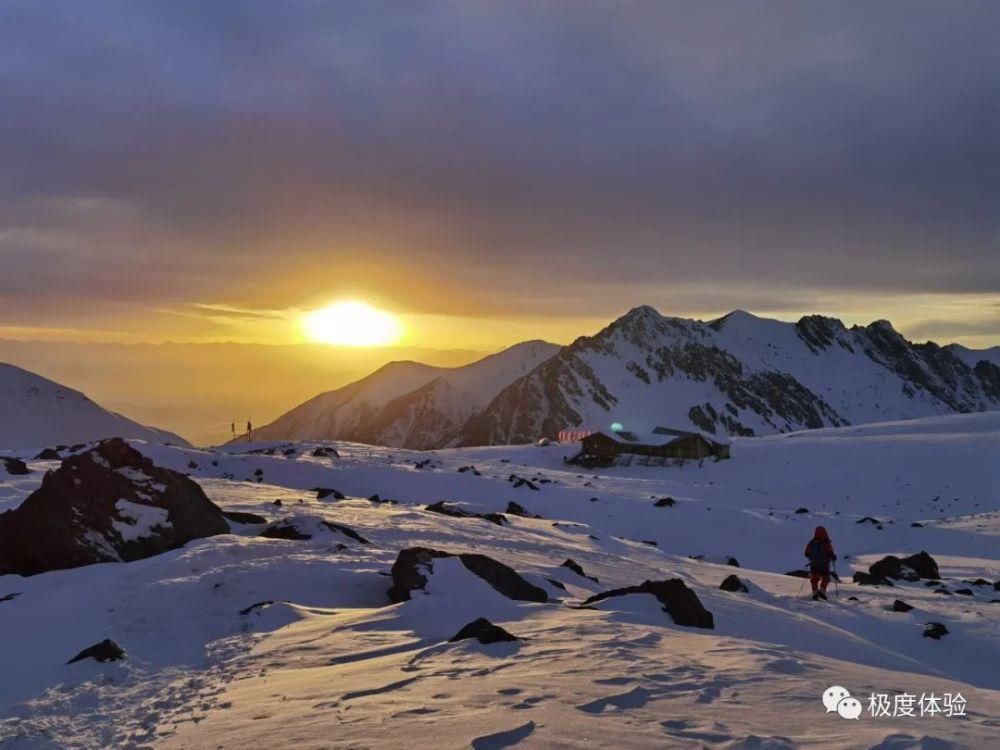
(1, 1), (998, 336)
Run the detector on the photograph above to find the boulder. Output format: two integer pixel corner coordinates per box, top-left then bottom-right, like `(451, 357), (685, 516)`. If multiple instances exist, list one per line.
(222, 510), (269, 525)
(853, 572), (893, 586)
(720, 574), (749, 593)
(654, 497), (676, 507)
(67, 638), (125, 664)
(387, 547), (548, 604)
(900, 551), (940, 580)
(314, 487), (346, 500)
(260, 522), (311, 541)
(869, 551), (939, 581)
(425, 501), (507, 526)
(582, 579), (714, 629)
(1, 457), (29, 475)
(954, 588), (973, 596)
(34, 447), (62, 460)
(449, 617), (519, 644)
(856, 516), (881, 525)
(891, 599), (914, 612)
(0, 438), (228, 576)
(794, 507), (809, 514)
(923, 622), (949, 640)
(562, 558), (598, 582)
(319, 521), (370, 544)
(505, 501), (541, 519)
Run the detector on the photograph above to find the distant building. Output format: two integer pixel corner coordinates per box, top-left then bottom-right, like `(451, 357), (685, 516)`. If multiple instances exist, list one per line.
(568, 425), (730, 465)
(558, 429), (595, 444)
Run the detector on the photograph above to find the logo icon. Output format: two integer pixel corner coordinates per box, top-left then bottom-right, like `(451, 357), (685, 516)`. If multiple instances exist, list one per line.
(823, 686), (861, 719)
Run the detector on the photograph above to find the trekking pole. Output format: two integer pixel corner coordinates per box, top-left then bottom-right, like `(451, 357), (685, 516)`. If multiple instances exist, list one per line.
(833, 562), (840, 599)
(796, 567), (808, 598)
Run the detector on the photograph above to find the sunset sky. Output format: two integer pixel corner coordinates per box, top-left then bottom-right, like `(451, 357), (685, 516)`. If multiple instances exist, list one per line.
(2, 1), (999, 357)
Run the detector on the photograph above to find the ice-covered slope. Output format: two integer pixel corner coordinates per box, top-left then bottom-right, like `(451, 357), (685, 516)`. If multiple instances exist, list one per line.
(0, 363), (188, 449)
(252, 340), (559, 449)
(458, 306), (1000, 444)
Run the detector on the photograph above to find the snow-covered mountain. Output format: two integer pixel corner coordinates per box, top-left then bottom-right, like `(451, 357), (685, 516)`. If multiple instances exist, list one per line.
(0, 363), (188, 449)
(456, 306), (1000, 445)
(251, 340), (560, 449)
(255, 307), (999, 449)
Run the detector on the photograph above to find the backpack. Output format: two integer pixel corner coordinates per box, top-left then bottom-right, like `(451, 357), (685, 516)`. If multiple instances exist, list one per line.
(806, 538), (828, 566)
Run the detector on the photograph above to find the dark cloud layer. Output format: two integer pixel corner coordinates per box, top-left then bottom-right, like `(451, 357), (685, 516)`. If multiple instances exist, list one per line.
(1, 1), (998, 327)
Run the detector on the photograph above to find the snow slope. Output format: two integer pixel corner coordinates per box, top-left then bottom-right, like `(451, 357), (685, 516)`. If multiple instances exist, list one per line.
(1, 412), (998, 748)
(458, 307), (1000, 444)
(251, 340), (559, 449)
(0, 363), (188, 450)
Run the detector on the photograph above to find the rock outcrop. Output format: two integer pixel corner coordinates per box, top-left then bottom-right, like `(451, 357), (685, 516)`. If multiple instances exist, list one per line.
(582, 579), (715, 629)
(0, 438), (228, 576)
(387, 547), (548, 604)
(449, 618), (519, 644)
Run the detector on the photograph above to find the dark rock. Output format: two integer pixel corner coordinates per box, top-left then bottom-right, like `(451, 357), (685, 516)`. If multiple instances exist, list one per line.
(187, 460), (199, 470)
(222, 510), (269, 525)
(312, 447), (339, 458)
(314, 487), (346, 500)
(319, 520), (370, 544)
(387, 547), (548, 604)
(785, 569), (811, 578)
(869, 552), (939, 582)
(933, 588), (953, 595)
(34, 447), (62, 460)
(726, 557), (740, 568)
(546, 578), (567, 591)
(847, 596), (859, 601)
(562, 558), (598, 582)
(853, 572), (893, 586)
(457, 465), (481, 476)
(968, 578), (991, 587)
(954, 588), (974, 596)
(720, 574), (749, 593)
(0, 438), (228, 577)
(891, 599), (914, 612)
(425, 501), (507, 526)
(253, 468), (264, 477)
(260, 522), (311, 541)
(582, 579), (715, 629)
(0, 592), (21, 604)
(794, 507), (809, 514)
(654, 497), (676, 507)
(239, 600), (274, 615)
(449, 617), (518, 644)
(505, 501), (540, 519)
(641, 540), (658, 547)
(869, 556), (905, 580)
(911, 522), (924, 528)
(67, 638), (125, 664)
(923, 622), (949, 639)
(283, 448), (297, 456)
(1, 457), (30, 475)
(856, 516), (881, 525)
(508, 475), (539, 491)
(900, 551), (940, 580)
(995, 581), (1000, 591)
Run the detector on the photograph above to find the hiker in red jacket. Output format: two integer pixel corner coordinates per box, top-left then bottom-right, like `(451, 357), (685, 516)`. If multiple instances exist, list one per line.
(804, 526), (837, 600)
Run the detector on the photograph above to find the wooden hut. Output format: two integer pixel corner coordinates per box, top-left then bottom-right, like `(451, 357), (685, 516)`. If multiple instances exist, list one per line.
(570, 426), (730, 465)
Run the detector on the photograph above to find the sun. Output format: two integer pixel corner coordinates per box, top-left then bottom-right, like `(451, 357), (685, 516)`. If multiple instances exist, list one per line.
(302, 301), (403, 346)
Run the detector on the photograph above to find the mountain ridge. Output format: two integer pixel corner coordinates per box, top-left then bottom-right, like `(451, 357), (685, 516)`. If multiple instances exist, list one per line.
(251, 307), (1000, 449)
